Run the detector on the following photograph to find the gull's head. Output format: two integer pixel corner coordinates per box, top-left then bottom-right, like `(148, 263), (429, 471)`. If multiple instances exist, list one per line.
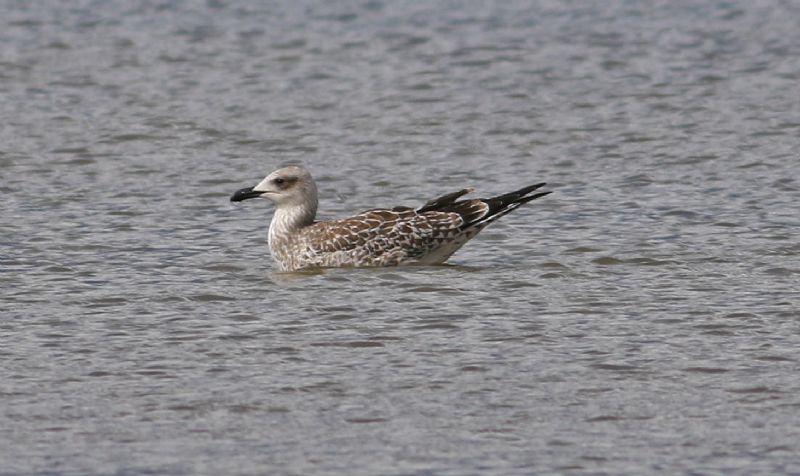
(231, 165), (318, 210)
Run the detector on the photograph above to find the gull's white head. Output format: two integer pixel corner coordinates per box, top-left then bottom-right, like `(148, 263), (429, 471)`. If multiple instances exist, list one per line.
(231, 165), (318, 212)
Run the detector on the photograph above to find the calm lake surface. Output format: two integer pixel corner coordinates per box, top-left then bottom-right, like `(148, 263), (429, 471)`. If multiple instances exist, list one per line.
(2, 1), (799, 474)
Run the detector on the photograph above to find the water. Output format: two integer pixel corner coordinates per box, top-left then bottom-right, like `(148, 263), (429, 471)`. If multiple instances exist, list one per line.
(2, 1), (799, 474)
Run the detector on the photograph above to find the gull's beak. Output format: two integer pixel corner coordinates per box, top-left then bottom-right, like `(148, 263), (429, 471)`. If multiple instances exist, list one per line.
(230, 186), (265, 202)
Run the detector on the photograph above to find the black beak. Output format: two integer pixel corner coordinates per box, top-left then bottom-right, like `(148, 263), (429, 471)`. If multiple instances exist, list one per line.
(230, 186), (264, 202)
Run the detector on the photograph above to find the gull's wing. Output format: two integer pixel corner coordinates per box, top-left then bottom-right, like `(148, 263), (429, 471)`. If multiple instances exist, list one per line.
(295, 183), (550, 266)
(301, 207), (465, 260)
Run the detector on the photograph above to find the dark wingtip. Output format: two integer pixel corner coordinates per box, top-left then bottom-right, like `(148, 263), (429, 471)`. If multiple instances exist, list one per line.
(512, 190), (552, 207)
(488, 182), (549, 206)
(515, 182), (547, 196)
(528, 190), (552, 200)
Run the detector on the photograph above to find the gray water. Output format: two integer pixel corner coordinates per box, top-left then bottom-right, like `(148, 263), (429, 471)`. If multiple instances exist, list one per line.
(2, 1), (800, 475)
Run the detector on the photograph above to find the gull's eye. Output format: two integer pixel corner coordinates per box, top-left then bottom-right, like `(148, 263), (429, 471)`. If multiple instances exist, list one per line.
(274, 178), (285, 185)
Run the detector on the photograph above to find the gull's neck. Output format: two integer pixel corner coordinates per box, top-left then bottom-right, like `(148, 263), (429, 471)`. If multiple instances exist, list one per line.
(268, 201), (317, 263)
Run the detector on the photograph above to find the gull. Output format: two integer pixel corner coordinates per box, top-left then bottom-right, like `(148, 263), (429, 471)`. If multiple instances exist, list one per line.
(231, 165), (550, 271)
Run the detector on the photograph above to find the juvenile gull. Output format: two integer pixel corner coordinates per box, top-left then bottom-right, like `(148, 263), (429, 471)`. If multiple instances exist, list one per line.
(231, 165), (551, 271)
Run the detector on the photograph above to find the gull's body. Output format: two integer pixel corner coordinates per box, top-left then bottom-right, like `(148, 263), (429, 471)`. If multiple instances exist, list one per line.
(231, 166), (550, 271)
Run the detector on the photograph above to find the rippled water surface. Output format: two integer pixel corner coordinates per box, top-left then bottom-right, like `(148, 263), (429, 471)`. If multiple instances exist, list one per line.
(2, 1), (800, 474)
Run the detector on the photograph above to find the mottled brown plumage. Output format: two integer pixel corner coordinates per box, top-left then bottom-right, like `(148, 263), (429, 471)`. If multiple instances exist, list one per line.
(231, 166), (550, 271)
